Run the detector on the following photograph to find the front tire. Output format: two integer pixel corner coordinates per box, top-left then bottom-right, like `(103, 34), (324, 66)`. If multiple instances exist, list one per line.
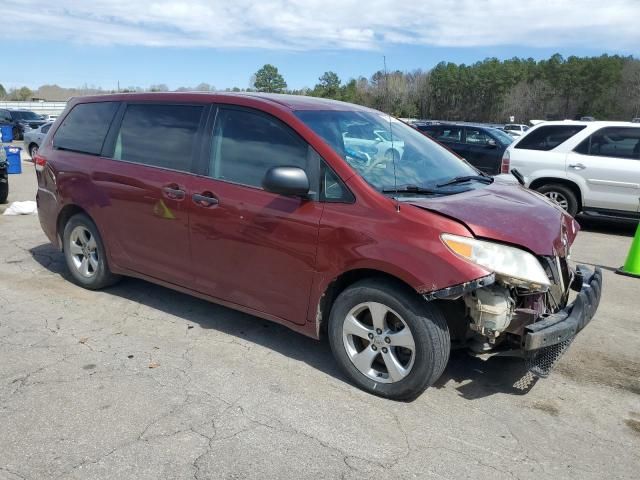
(328, 279), (450, 400)
(535, 183), (579, 217)
(63, 213), (121, 290)
(29, 144), (38, 159)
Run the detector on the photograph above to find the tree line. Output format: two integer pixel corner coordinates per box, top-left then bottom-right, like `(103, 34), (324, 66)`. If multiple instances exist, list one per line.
(2, 54), (639, 123)
(294, 54), (640, 122)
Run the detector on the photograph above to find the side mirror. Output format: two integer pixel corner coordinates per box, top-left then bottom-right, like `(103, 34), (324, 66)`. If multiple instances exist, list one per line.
(486, 139), (497, 148)
(262, 166), (310, 197)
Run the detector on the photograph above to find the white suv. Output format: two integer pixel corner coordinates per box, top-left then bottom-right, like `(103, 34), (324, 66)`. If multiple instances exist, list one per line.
(503, 121), (640, 219)
(503, 124), (529, 137)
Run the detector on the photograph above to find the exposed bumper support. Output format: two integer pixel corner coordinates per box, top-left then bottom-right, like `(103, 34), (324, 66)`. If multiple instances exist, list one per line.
(422, 273), (495, 301)
(523, 265), (602, 351)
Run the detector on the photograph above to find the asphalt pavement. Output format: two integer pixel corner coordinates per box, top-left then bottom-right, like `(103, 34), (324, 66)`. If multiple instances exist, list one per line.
(1, 154), (639, 479)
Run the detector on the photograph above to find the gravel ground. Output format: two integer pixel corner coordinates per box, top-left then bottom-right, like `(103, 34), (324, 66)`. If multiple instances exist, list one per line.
(1, 155), (639, 479)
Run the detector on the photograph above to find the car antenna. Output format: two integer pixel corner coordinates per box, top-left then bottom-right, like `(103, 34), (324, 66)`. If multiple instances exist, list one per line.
(383, 55), (400, 212)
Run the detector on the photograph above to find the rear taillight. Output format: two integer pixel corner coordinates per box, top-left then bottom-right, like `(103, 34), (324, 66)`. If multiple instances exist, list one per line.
(34, 154), (47, 172)
(500, 149), (510, 174)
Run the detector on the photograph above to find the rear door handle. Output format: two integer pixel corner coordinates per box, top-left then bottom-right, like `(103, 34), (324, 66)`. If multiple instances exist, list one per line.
(192, 192), (219, 207)
(162, 185), (186, 200)
(569, 163), (586, 170)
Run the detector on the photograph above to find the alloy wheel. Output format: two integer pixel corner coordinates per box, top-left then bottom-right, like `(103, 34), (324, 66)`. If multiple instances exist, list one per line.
(543, 191), (569, 210)
(68, 226), (99, 278)
(342, 302), (416, 383)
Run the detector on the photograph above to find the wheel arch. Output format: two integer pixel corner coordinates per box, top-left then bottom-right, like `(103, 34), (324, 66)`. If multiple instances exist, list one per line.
(56, 204), (91, 250)
(315, 268), (424, 340)
(528, 177), (583, 210)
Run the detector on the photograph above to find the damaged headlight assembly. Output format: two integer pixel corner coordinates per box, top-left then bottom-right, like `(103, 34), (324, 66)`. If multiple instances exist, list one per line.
(441, 234), (550, 291)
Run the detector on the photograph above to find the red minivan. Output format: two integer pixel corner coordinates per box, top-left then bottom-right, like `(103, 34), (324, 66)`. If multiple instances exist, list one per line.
(35, 93), (602, 399)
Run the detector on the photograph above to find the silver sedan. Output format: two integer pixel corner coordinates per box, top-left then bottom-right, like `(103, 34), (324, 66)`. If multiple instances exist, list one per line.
(23, 122), (53, 158)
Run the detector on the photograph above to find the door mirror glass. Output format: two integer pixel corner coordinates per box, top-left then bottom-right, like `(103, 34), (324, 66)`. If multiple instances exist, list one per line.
(486, 138), (497, 148)
(262, 166), (310, 197)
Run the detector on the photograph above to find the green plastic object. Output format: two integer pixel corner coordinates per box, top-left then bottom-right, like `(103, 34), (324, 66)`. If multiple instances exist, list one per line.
(617, 222), (640, 279)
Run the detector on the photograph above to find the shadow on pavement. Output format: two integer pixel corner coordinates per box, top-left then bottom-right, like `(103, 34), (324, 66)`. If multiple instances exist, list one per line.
(576, 215), (637, 237)
(30, 242), (539, 401)
(435, 351), (539, 399)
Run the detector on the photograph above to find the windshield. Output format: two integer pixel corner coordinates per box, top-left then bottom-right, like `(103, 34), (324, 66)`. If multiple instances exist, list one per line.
(295, 110), (478, 192)
(12, 111), (42, 121)
(374, 129), (392, 141)
(490, 128), (515, 145)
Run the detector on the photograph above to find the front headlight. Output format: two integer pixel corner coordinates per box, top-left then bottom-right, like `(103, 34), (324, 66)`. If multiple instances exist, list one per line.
(441, 233), (550, 290)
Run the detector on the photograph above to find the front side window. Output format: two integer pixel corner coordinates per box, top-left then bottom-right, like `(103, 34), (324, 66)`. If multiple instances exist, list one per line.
(464, 128), (493, 145)
(53, 102), (119, 155)
(296, 110), (478, 192)
(210, 108), (313, 190)
(113, 104), (203, 172)
(574, 127), (640, 160)
(489, 128), (515, 146)
(41, 123), (52, 134)
(515, 125), (586, 151)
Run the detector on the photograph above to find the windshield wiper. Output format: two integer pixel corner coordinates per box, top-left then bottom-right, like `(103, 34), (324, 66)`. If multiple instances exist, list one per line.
(436, 175), (493, 188)
(381, 185), (438, 195)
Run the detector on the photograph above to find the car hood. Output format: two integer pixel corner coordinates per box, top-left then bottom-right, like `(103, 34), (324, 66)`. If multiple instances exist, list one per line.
(405, 181), (578, 256)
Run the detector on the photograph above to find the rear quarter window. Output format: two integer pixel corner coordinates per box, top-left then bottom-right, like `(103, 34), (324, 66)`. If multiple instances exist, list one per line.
(515, 125), (586, 151)
(53, 102), (119, 155)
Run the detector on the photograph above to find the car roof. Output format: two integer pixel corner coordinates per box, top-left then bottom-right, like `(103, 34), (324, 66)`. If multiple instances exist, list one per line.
(70, 92), (374, 112)
(426, 122), (496, 130)
(531, 120), (639, 128)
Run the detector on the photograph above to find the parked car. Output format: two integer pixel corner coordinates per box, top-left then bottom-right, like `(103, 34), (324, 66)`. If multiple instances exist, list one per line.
(503, 123), (529, 137)
(415, 123), (514, 175)
(35, 93), (601, 399)
(43, 114), (59, 122)
(343, 124), (404, 163)
(503, 121), (640, 219)
(23, 122), (53, 158)
(0, 146), (7, 203)
(0, 109), (47, 141)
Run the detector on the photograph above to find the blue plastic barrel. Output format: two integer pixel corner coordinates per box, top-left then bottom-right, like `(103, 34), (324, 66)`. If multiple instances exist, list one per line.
(0, 125), (12, 143)
(4, 146), (22, 174)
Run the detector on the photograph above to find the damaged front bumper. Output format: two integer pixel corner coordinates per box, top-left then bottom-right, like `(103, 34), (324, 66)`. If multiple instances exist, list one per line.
(523, 265), (602, 376)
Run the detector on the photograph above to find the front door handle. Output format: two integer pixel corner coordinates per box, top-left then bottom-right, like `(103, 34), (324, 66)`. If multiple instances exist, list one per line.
(192, 192), (219, 207)
(569, 163), (586, 170)
(162, 185), (185, 199)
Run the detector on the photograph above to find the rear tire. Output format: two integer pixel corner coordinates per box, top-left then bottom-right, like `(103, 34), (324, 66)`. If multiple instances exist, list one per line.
(328, 278), (450, 400)
(536, 183), (579, 217)
(62, 213), (121, 290)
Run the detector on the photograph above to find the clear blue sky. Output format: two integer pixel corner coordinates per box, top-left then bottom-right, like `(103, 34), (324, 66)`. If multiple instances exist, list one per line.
(3, 1), (639, 91)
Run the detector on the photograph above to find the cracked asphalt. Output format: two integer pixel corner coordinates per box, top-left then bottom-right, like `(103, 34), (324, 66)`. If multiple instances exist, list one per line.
(1, 155), (639, 479)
